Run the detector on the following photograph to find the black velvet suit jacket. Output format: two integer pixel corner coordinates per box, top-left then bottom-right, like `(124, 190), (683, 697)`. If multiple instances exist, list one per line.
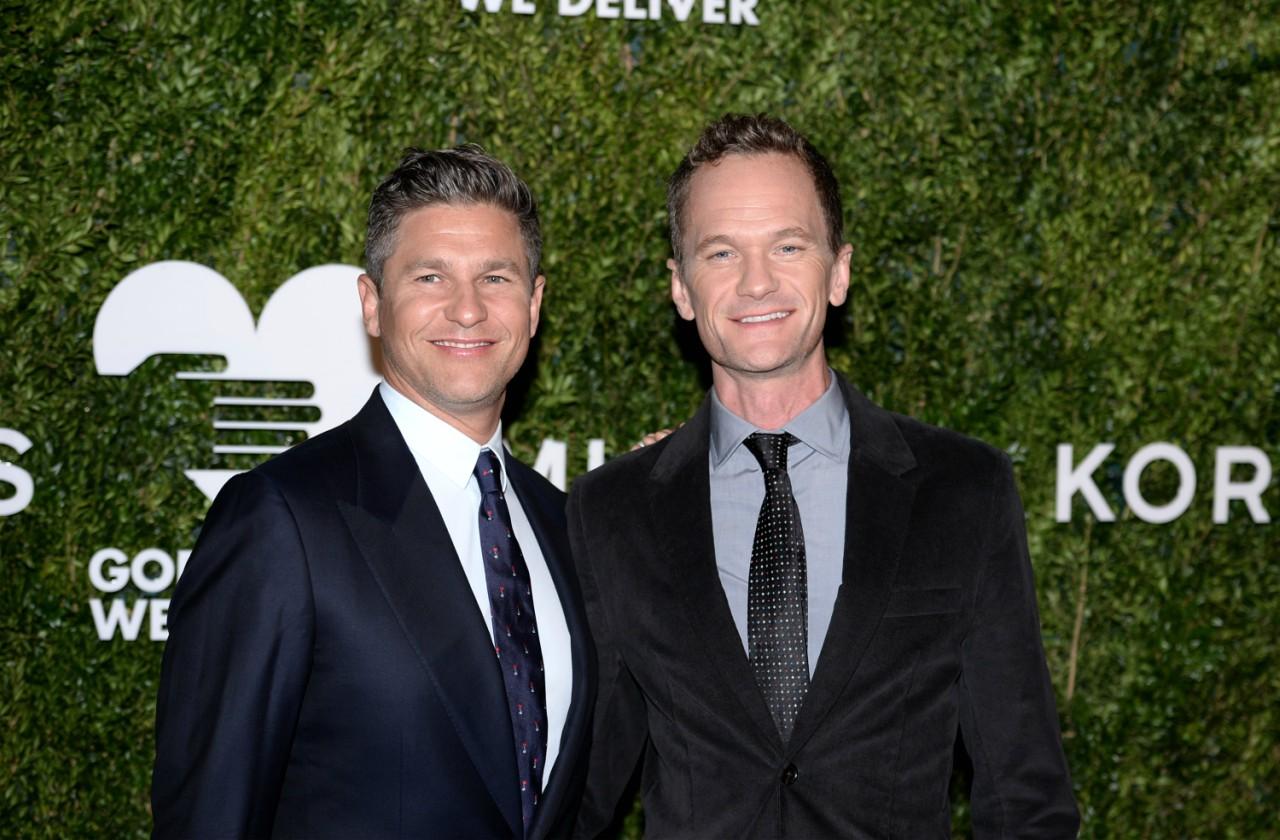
(152, 391), (595, 839)
(568, 374), (1078, 839)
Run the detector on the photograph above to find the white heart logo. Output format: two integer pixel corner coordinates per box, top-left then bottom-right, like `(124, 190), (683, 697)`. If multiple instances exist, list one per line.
(93, 261), (381, 500)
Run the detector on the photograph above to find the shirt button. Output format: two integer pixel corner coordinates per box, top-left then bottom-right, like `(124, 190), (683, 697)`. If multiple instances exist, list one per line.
(781, 763), (799, 786)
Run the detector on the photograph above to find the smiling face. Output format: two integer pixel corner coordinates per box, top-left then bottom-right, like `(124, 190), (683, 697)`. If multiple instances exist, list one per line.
(669, 152), (851, 399)
(358, 202), (544, 441)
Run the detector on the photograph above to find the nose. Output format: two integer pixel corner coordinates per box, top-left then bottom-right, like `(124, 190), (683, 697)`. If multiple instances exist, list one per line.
(445, 280), (487, 327)
(736, 251), (779, 300)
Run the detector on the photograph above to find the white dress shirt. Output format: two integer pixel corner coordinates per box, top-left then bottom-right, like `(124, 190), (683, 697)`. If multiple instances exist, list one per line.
(379, 382), (572, 786)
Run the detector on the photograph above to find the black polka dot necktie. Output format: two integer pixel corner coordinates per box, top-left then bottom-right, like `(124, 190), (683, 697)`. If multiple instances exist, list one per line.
(744, 432), (810, 742)
(474, 448), (546, 832)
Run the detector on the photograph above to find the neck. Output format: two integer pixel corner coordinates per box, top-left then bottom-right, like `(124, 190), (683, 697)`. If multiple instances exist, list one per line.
(712, 353), (831, 431)
(385, 379), (502, 444)
(439, 409), (501, 446)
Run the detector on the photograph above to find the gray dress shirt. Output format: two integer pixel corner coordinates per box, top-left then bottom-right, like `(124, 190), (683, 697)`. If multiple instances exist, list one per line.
(708, 373), (851, 676)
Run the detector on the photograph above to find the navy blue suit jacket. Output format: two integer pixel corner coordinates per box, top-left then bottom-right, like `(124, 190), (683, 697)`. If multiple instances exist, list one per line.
(153, 391), (594, 839)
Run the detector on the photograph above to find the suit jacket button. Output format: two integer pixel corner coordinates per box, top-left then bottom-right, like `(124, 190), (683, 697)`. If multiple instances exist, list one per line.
(781, 763), (799, 786)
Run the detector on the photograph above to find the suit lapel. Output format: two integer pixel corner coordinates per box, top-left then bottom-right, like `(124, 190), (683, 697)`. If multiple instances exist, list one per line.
(505, 455), (594, 840)
(649, 398), (783, 749)
(788, 376), (918, 753)
(337, 393), (521, 837)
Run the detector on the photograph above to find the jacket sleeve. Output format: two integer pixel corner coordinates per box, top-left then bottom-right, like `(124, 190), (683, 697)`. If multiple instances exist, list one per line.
(151, 471), (315, 839)
(959, 454), (1080, 838)
(567, 481), (650, 840)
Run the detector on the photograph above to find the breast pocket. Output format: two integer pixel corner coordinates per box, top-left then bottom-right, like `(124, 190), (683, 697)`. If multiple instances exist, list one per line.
(883, 586), (963, 618)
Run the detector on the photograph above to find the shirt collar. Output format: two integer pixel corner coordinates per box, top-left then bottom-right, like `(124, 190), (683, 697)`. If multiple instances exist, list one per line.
(379, 381), (509, 491)
(708, 371), (850, 469)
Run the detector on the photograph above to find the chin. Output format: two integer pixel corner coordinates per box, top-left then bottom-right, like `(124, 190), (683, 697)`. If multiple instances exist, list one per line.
(732, 352), (802, 375)
(440, 387), (503, 409)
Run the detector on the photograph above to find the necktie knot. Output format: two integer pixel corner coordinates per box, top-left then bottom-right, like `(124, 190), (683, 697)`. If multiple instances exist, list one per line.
(474, 449), (503, 496)
(744, 432), (797, 474)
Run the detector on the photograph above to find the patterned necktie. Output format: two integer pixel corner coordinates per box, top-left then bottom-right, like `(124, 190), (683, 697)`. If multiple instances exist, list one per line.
(743, 432), (810, 742)
(474, 448), (546, 833)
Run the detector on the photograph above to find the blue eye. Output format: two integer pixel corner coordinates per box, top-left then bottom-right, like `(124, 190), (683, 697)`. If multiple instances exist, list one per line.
(778, 244), (800, 254)
(483, 275), (511, 284)
(416, 273), (442, 283)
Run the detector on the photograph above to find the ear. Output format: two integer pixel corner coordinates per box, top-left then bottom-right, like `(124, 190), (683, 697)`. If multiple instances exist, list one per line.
(357, 273), (382, 337)
(668, 258), (696, 321)
(827, 243), (852, 307)
(529, 275), (546, 337)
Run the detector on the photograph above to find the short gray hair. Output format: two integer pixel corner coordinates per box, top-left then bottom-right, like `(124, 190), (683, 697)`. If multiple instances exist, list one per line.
(667, 113), (843, 267)
(364, 144), (542, 286)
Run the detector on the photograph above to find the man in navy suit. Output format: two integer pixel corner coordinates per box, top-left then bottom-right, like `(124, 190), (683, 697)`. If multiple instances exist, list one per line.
(153, 146), (594, 839)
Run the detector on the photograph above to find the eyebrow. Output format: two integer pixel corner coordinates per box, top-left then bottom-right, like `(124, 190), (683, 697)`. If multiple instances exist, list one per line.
(404, 258), (452, 273)
(694, 234), (736, 253)
(478, 258), (522, 274)
(772, 226), (817, 242)
(693, 227), (819, 253)
(402, 257), (524, 275)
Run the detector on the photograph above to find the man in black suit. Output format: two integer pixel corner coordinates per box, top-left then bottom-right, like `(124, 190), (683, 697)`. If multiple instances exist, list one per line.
(569, 114), (1079, 837)
(153, 146), (594, 839)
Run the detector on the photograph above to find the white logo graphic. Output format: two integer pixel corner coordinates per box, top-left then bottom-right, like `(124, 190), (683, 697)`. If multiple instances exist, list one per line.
(1056, 443), (1273, 524)
(0, 428), (35, 517)
(460, 0), (760, 25)
(93, 261), (380, 501)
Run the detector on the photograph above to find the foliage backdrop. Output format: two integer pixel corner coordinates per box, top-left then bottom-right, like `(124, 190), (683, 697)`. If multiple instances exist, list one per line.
(2, 0), (1278, 836)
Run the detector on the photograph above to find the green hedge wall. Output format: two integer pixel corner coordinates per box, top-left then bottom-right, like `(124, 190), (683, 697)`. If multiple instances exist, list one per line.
(2, 1), (1278, 836)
